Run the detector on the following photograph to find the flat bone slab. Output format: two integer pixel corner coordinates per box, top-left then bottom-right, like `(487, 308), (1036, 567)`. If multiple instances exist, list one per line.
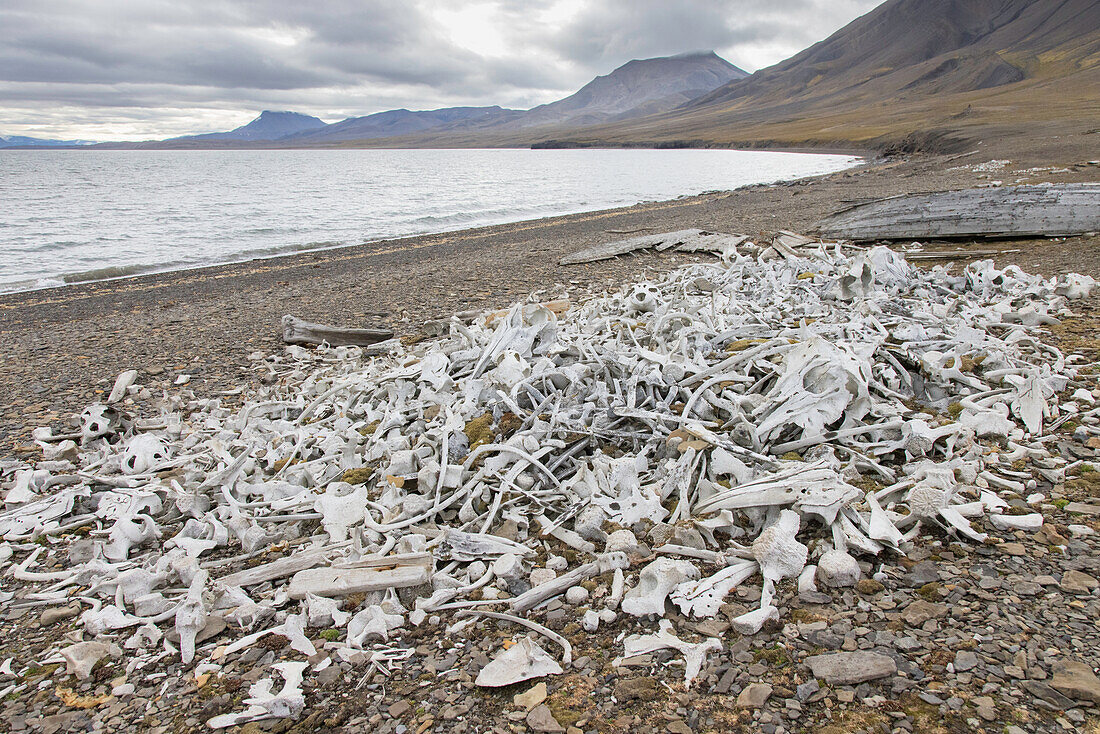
(805, 651), (897, 685)
(815, 183), (1100, 241)
(559, 230), (745, 265)
(475, 636), (563, 687)
(288, 562), (430, 599)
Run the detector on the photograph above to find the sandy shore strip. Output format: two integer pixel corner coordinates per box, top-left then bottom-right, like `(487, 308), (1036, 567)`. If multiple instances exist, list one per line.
(1, 151), (1098, 451)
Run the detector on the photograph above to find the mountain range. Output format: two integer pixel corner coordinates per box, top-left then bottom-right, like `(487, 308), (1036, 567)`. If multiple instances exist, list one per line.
(6, 0), (1098, 153)
(0, 135), (94, 148)
(136, 51), (746, 149)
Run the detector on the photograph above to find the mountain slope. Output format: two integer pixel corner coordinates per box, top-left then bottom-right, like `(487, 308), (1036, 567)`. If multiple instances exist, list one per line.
(533, 0), (1100, 153)
(692, 0), (1093, 108)
(516, 52), (747, 128)
(286, 106), (521, 144)
(174, 111), (327, 143)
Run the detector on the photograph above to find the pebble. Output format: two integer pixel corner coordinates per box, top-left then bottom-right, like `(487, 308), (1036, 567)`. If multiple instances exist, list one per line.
(111, 683), (135, 697)
(1063, 502), (1100, 515)
(900, 599), (947, 626)
(973, 696), (996, 721)
(514, 682), (547, 710)
(737, 683), (773, 709)
(796, 679), (820, 702)
(1060, 569), (1098, 593)
(953, 650), (979, 672)
(526, 704), (564, 733)
(38, 603), (81, 626)
(805, 652), (897, 685)
(1050, 660), (1100, 703)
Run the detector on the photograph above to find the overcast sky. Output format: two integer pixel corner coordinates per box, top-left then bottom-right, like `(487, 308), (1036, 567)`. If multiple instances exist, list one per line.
(1, 0), (881, 141)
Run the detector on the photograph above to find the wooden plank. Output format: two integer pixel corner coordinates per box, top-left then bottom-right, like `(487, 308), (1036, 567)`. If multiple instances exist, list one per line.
(815, 184), (1100, 241)
(675, 233), (750, 253)
(560, 229), (704, 265)
(904, 248), (1021, 261)
(560, 229), (744, 265)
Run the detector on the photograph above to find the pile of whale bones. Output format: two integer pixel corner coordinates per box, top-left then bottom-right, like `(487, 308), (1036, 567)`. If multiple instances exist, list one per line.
(2, 234), (1099, 728)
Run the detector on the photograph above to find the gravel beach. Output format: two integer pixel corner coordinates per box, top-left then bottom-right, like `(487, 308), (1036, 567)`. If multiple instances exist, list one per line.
(1, 144), (1099, 734)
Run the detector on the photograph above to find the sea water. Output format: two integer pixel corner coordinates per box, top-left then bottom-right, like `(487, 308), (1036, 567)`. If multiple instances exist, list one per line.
(0, 148), (860, 293)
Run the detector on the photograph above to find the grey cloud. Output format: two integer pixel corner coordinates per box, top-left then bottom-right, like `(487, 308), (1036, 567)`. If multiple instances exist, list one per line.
(528, 0), (880, 70)
(0, 0), (883, 139)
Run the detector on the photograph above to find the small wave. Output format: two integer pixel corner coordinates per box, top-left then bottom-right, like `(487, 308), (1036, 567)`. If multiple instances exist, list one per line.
(240, 239), (347, 259)
(0, 276), (65, 294)
(61, 263), (162, 283)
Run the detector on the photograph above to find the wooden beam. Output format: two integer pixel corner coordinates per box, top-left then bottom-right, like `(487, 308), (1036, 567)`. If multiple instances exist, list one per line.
(282, 314), (394, 347)
(815, 184), (1100, 241)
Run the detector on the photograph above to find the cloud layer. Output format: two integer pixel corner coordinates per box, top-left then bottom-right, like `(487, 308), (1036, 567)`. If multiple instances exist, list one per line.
(0, 0), (881, 140)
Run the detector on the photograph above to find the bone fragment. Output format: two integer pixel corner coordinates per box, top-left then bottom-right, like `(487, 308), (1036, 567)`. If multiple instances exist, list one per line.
(107, 370), (138, 404)
(474, 635), (563, 687)
(288, 555), (431, 599)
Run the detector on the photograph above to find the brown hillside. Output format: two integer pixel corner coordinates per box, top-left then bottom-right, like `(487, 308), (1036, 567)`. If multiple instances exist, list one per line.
(527, 0), (1100, 153)
(322, 0), (1099, 156)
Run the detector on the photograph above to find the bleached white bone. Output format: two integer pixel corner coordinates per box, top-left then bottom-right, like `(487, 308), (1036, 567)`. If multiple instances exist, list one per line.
(60, 641), (120, 680)
(670, 560), (757, 617)
(346, 605), (403, 646)
(614, 619), (721, 687)
(621, 558), (699, 617)
(989, 513), (1043, 531)
(175, 569), (209, 664)
(107, 370), (138, 404)
(207, 661), (308, 729)
(475, 635), (563, 687)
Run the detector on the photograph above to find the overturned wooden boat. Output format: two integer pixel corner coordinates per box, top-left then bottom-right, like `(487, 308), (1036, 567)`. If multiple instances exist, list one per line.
(815, 183), (1100, 241)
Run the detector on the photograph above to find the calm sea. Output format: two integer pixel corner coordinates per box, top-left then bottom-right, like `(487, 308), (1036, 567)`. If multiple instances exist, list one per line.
(0, 148), (860, 293)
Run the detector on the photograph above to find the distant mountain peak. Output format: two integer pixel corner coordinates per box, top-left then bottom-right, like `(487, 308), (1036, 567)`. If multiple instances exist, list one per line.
(255, 110), (320, 120)
(518, 52), (749, 128)
(170, 110), (327, 143)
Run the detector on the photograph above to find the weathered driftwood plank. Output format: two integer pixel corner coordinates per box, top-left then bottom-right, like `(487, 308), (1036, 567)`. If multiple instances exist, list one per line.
(672, 233), (750, 253)
(282, 314), (394, 347)
(560, 230), (745, 265)
(815, 184), (1100, 241)
(904, 248), (1021, 261)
